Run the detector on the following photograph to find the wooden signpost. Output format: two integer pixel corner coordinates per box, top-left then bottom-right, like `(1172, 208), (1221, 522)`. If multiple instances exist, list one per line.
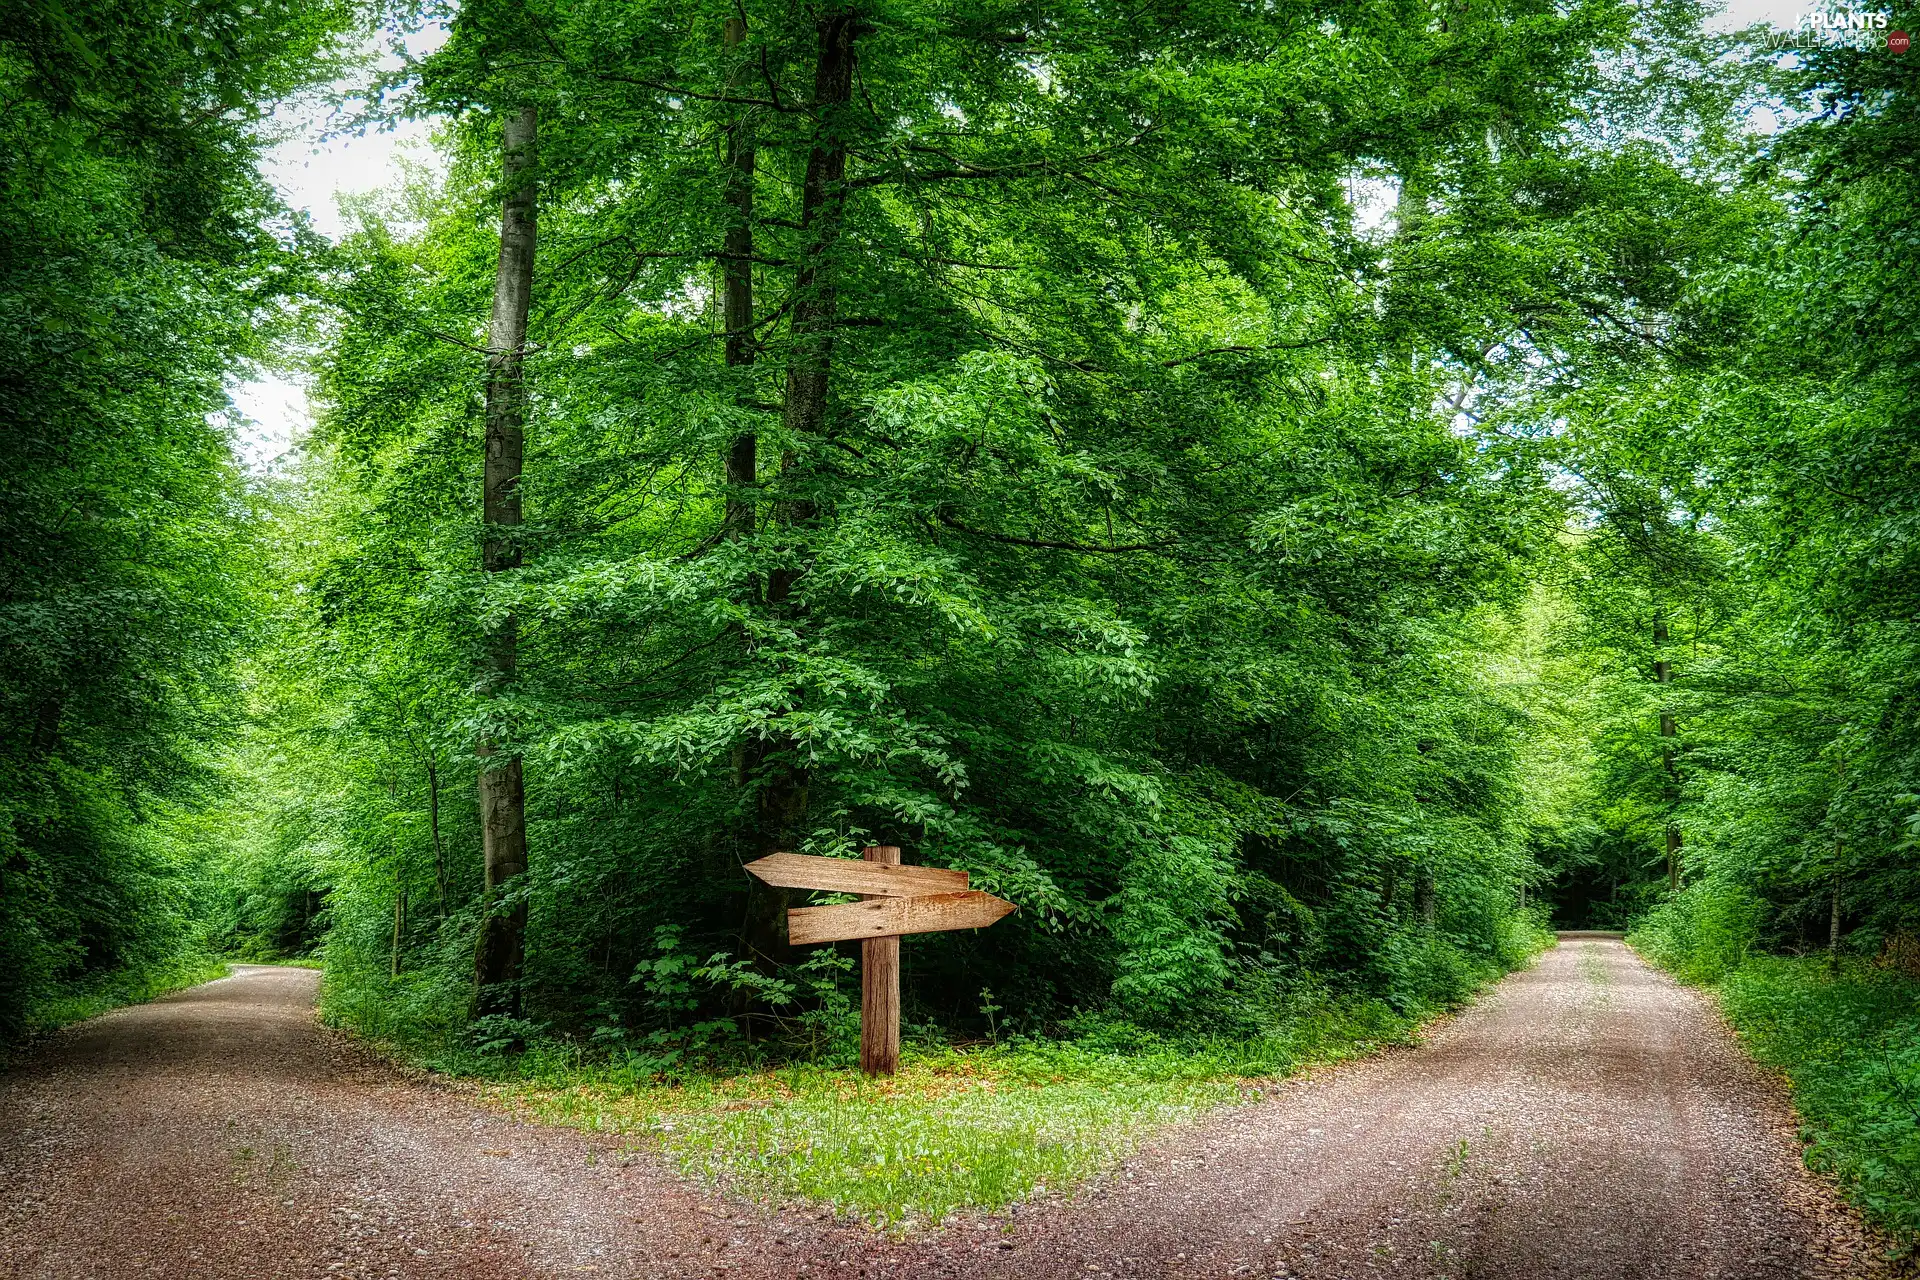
(745, 845), (1014, 1076)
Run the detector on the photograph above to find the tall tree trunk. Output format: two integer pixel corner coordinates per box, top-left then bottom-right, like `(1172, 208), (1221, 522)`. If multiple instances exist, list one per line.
(778, 8), (858, 464)
(1829, 863), (1843, 954)
(1830, 756), (1847, 957)
(722, 15), (758, 540)
(739, 10), (861, 967)
(765, 6), (857, 607)
(1655, 614), (1681, 891)
(392, 879), (406, 978)
(388, 770), (404, 977)
(426, 754), (447, 915)
(721, 14), (783, 963)
(474, 104), (537, 1019)
(1389, 167), (1428, 414)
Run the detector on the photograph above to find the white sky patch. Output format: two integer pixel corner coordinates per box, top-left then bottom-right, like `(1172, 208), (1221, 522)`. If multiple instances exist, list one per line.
(1347, 175), (1399, 237)
(1707, 1), (1840, 133)
(261, 110), (442, 243)
(229, 21), (451, 473)
(221, 374), (313, 475)
(1705, 0), (1809, 32)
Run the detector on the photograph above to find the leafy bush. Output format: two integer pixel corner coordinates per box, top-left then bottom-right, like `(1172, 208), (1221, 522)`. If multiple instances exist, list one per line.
(1630, 880), (1766, 984)
(1717, 959), (1920, 1247)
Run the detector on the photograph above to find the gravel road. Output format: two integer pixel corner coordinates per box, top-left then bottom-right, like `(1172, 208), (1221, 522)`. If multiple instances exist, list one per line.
(0, 939), (1896, 1279)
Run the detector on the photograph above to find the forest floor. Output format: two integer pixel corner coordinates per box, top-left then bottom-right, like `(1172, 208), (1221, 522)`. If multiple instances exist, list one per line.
(0, 939), (1902, 1279)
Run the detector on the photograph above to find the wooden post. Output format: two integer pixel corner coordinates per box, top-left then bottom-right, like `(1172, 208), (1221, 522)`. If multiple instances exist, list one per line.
(741, 847), (1013, 1078)
(860, 845), (901, 1077)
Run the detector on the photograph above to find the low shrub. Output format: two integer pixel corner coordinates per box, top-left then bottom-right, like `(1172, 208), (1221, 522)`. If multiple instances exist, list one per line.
(1717, 958), (1920, 1247)
(1629, 880), (1765, 983)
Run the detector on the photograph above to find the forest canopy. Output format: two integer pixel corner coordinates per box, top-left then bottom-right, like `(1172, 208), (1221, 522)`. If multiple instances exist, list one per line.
(3, 0), (1916, 1070)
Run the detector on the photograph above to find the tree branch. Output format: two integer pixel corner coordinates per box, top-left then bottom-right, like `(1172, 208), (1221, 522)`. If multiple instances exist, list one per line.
(934, 511), (1173, 554)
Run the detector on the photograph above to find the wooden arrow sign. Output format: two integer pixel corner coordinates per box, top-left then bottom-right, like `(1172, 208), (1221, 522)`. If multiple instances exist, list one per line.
(787, 889), (1017, 945)
(743, 851), (968, 898)
(744, 847), (1016, 1078)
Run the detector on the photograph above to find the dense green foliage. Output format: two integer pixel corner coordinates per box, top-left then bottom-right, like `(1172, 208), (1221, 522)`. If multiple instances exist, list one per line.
(1717, 960), (1920, 1245)
(0, 0), (348, 1038)
(6, 0), (1920, 1240)
(1547, 11), (1920, 1241)
(1540, 8), (1920, 955)
(218, 0), (1732, 1057)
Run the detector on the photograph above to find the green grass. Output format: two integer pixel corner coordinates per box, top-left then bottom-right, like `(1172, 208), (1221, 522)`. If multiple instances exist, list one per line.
(319, 923), (1554, 1229)
(498, 1055), (1239, 1228)
(18, 953), (232, 1041)
(473, 993), (1466, 1230)
(1709, 957), (1920, 1251)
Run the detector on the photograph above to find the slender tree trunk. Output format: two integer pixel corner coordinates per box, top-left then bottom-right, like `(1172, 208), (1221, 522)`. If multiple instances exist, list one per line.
(388, 770), (404, 978)
(778, 8), (857, 464)
(392, 879), (406, 979)
(1391, 161), (1446, 935)
(722, 15), (758, 540)
(739, 11), (861, 967)
(426, 754), (447, 915)
(1655, 614), (1681, 891)
(1829, 865), (1843, 955)
(765, 6), (856, 606)
(1830, 757), (1847, 957)
(720, 14), (777, 938)
(1391, 167), (1427, 398)
(474, 104), (538, 1019)
(720, 15), (785, 962)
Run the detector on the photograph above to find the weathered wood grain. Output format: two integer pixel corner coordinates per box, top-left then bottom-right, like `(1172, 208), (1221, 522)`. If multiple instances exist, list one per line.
(744, 851), (969, 898)
(860, 846), (901, 1077)
(787, 889), (1017, 945)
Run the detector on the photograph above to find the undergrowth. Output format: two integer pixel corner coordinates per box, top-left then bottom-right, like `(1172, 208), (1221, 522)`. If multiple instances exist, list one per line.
(1717, 960), (1920, 1249)
(320, 925), (1551, 1230)
(14, 953), (231, 1047)
(483, 997), (1431, 1229)
(1633, 883), (1920, 1253)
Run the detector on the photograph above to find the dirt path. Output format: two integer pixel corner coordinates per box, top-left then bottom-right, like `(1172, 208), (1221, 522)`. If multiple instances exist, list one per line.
(914, 935), (1892, 1279)
(0, 941), (1894, 1279)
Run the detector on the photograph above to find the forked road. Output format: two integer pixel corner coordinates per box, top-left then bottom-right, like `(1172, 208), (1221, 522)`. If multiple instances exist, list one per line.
(0, 938), (1893, 1279)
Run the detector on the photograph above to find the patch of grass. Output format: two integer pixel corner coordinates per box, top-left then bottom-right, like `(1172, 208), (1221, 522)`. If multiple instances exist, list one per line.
(18, 953), (231, 1040)
(499, 1056), (1237, 1228)
(1715, 957), (1920, 1250)
(318, 932), (1554, 1229)
(476, 993), (1448, 1230)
